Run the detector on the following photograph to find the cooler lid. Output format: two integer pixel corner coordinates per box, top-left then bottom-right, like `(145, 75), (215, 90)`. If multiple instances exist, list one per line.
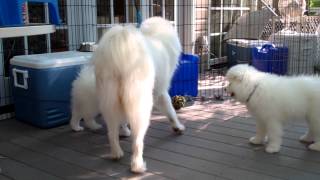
(10, 51), (92, 69)
(227, 39), (270, 47)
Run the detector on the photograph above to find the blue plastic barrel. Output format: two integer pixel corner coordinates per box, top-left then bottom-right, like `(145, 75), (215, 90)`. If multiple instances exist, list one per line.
(169, 53), (199, 97)
(252, 44), (288, 75)
(226, 39), (270, 67)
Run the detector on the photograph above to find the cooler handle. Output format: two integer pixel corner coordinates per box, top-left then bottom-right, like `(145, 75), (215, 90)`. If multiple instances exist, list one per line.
(12, 68), (29, 90)
(260, 44), (275, 53)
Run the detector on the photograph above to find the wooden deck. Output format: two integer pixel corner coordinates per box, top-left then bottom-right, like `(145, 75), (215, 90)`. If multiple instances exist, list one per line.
(1, 100), (320, 180)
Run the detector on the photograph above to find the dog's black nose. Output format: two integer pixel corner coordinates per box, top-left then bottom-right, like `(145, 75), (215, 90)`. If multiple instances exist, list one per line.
(230, 92), (235, 97)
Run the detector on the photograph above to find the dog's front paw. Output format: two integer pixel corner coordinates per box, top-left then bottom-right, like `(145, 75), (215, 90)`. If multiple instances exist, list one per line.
(119, 124), (131, 137)
(172, 123), (185, 135)
(249, 136), (264, 145)
(71, 125), (84, 132)
(109, 148), (124, 160)
(308, 142), (320, 151)
(131, 159), (146, 173)
(299, 133), (313, 143)
(87, 123), (103, 131)
(265, 144), (281, 153)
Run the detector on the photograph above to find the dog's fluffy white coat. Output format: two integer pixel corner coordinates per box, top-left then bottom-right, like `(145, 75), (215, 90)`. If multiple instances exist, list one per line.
(70, 65), (131, 136)
(92, 17), (184, 173)
(226, 64), (320, 153)
(70, 65), (101, 131)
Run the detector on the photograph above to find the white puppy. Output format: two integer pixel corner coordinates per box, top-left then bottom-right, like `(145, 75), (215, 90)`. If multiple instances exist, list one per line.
(93, 17), (185, 173)
(69, 65), (131, 136)
(226, 64), (320, 153)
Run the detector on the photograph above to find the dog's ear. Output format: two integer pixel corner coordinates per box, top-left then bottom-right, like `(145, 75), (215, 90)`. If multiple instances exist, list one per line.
(226, 71), (243, 82)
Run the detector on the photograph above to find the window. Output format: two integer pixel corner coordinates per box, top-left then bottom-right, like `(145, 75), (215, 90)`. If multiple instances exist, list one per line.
(151, 0), (163, 17)
(97, 0), (140, 39)
(1, 0), (68, 64)
(150, 0), (175, 21)
(210, 0), (252, 57)
(27, 2), (48, 55)
(51, 0), (68, 52)
(2, 38), (25, 76)
(97, 0), (111, 24)
(96, 0), (176, 39)
(114, 0), (126, 23)
(127, 0), (137, 23)
(51, 29), (69, 52)
(165, 0), (175, 21)
(28, 2), (45, 23)
(58, 0), (67, 24)
(28, 35), (48, 54)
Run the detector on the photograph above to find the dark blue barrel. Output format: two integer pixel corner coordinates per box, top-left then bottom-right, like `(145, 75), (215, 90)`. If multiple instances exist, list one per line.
(169, 53), (199, 97)
(252, 44), (288, 75)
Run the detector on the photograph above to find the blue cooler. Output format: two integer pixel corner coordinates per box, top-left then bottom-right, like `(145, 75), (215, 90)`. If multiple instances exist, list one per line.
(252, 44), (288, 75)
(169, 53), (199, 97)
(226, 39), (269, 67)
(10, 51), (92, 128)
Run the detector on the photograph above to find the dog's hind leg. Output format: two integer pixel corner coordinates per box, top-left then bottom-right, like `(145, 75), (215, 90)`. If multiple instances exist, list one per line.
(309, 142), (320, 151)
(308, 130), (320, 151)
(99, 81), (124, 160)
(307, 113), (320, 151)
(299, 130), (313, 143)
(155, 92), (185, 134)
(124, 83), (153, 173)
(265, 120), (283, 153)
(70, 106), (84, 131)
(83, 116), (102, 131)
(129, 112), (150, 173)
(101, 108), (124, 159)
(119, 123), (131, 137)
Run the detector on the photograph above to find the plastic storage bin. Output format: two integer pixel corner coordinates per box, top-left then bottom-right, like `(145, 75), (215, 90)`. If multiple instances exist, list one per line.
(10, 51), (92, 128)
(269, 32), (319, 75)
(0, 0), (61, 26)
(169, 53), (199, 97)
(252, 44), (288, 75)
(226, 39), (269, 67)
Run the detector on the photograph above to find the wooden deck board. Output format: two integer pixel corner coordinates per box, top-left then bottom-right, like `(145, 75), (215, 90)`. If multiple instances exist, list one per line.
(0, 101), (320, 180)
(0, 157), (60, 180)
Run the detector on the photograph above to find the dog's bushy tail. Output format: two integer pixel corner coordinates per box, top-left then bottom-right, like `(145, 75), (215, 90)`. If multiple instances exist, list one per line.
(93, 25), (155, 126)
(140, 17), (182, 81)
(140, 17), (182, 63)
(94, 25), (153, 76)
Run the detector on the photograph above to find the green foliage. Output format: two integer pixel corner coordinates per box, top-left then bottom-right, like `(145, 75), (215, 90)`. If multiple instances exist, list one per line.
(310, 0), (320, 7)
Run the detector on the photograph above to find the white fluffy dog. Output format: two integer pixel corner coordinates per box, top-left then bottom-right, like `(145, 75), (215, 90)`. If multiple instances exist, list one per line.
(226, 64), (320, 153)
(70, 65), (101, 131)
(69, 65), (131, 136)
(93, 17), (185, 173)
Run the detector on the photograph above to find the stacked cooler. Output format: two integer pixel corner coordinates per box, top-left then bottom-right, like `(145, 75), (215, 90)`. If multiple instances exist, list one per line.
(269, 31), (320, 75)
(226, 39), (270, 67)
(10, 51), (92, 128)
(227, 39), (289, 75)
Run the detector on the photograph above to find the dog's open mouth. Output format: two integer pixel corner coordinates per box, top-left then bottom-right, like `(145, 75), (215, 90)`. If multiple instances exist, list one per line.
(230, 92), (235, 97)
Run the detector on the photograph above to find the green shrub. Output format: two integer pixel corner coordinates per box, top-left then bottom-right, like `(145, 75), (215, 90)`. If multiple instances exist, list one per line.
(311, 0), (320, 7)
